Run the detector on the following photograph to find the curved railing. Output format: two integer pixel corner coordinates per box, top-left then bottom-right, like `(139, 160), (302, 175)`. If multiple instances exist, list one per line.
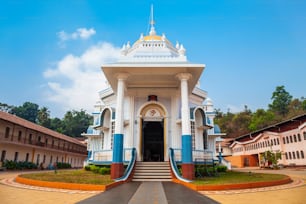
(115, 148), (137, 182)
(169, 148), (192, 183)
(221, 157), (232, 170)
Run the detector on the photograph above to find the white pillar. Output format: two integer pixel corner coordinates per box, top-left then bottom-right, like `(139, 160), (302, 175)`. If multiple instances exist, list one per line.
(114, 73), (129, 134)
(127, 96), (134, 148)
(111, 73), (129, 179)
(176, 73), (194, 180)
(176, 73), (192, 135)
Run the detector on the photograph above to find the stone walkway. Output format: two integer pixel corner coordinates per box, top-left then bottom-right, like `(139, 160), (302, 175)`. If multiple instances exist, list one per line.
(0, 167), (305, 204)
(200, 178), (304, 195)
(205, 167), (306, 204)
(76, 182), (218, 204)
(128, 182), (167, 204)
(0, 177), (101, 194)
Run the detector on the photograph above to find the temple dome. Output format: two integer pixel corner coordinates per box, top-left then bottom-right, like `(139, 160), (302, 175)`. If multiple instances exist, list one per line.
(142, 35), (162, 41)
(119, 21), (187, 63)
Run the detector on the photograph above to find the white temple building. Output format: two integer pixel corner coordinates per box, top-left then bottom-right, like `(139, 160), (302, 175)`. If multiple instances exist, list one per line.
(83, 9), (225, 180)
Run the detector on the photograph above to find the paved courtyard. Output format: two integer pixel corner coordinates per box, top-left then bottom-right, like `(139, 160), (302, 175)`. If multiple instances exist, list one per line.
(0, 167), (305, 204)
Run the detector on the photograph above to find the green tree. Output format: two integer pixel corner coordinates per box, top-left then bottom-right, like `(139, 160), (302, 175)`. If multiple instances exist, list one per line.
(232, 110), (252, 136)
(0, 102), (14, 113)
(11, 102), (39, 123)
(302, 97), (306, 110)
(0, 102), (14, 112)
(214, 112), (235, 137)
(286, 98), (305, 117)
(37, 107), (51, 128)
(215, 107), (252, 138)
(249, 109), (275, 131)
(62, 110), (92, 137)
(263, 150), (282, 169)
(269, 85), (292, 116)
(50, 117), (64, 133)
(214, 108), (223, 119)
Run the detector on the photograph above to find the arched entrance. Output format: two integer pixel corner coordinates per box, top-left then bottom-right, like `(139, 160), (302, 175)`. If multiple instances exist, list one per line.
(139, 103), (166, 162)
(143, 120), (164, 161)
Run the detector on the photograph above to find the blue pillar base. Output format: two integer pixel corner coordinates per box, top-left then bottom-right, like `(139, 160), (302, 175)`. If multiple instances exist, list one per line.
(182, 135), (192, 163)
(112, 134), (123, 163)
(111, 133), (124, 179)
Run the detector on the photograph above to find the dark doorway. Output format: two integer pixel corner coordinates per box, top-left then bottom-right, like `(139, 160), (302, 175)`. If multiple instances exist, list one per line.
(142, 120), (164, 162)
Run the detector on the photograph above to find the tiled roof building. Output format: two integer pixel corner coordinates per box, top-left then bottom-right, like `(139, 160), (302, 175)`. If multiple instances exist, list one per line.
(0, 111), (87, 168)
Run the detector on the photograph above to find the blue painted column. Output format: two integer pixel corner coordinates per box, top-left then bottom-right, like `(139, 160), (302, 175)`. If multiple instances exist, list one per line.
(176, 73), (194, 180)
(87, 151), (92, 160)
(111, 73), (129, 179)
(218, 142), (222, 164)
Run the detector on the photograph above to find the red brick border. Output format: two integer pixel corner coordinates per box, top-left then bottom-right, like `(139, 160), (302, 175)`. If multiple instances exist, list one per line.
(15, 176), (123, 191)
(172, 176), (292, 191)
(15, 174), (293, 192)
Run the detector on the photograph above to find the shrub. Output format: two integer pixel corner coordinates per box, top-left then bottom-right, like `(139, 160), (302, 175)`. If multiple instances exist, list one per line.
(99, 167), (110, 175)
(86, 165), (111, 175)
(56, 162), (71, 169)
(3, 160), (37, 170)
(216, 165), (227, 172)
(89, 165), (100, 173)
(196, 166), (212, 176)
(3, 160), (16, 169)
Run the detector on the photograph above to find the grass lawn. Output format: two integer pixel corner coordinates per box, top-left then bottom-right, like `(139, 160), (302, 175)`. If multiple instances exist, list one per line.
(19, 170), (288, 186)
(192, 171), (288, 185)
(19, 169), (113, 185)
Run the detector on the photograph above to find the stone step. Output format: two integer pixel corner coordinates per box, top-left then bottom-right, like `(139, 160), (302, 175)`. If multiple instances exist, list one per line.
(135, 166), (170, 170)
(134, 172), (171, 175)
(132, 178), (172, 182)
(132, 161), (172, 182)
(135, 164), (169, 167)
(136, 169), (170, 172)
(136, 162), (169, 164)
(133, 175), (172, 178)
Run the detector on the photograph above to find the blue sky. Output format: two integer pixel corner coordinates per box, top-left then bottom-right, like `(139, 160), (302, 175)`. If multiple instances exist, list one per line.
(0, 0), (305, 118)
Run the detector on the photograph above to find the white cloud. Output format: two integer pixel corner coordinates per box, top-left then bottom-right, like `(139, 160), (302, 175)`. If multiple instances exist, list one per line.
(77, 28), (96, 39)
(43, 42), (121, 114)
(57, 28), (96, 46)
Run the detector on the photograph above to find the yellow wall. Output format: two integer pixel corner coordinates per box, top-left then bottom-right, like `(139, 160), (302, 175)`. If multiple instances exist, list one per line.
(226, 155), (259, 168)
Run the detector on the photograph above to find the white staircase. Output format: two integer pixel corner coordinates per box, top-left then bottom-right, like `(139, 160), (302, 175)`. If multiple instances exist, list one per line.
(132, 162), (172, 181)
